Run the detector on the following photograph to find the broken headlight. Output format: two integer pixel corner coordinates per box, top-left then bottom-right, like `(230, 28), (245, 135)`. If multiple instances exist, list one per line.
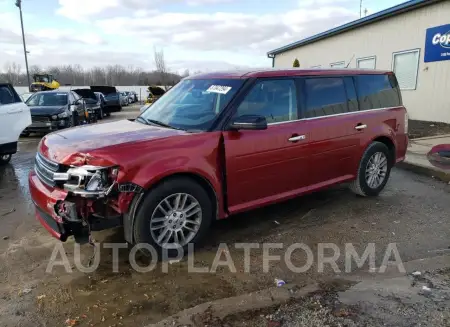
(85, 170), (107, 191)
(59, 165), (119, 195)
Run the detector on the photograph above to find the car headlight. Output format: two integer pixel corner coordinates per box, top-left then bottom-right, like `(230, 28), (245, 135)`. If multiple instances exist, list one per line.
(58, 112), (69, 118)
(85, 167), (119, 191)
(61, 165), (119, 194)
(85, 170), (107, 191)
(52, 115), (58, 120)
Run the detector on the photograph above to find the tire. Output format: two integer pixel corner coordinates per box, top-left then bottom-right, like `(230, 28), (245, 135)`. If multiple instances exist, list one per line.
(349, 141), (392, 197)
(0, 154), (12, 165)
(98, 108), (103, 120)
(133, 177), (213, 255)
(73, 112), (80, 126)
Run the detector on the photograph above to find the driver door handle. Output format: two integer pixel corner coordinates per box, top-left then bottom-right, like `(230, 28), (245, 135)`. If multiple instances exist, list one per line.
(355, 124), (367, 130)
(7, 108), (23, 114)
(288, 135), (306, 142)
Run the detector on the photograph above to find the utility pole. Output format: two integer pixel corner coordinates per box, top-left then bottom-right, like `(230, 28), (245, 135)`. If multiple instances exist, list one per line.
(360, 0), (363, 18)
(15, 0), (31, 91)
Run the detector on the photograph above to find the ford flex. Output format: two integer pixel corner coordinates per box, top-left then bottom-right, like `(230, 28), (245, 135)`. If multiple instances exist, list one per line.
(28, 69), (408, 251)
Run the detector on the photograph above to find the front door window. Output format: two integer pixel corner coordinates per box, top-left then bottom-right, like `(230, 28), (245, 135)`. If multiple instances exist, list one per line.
(235, 79), (298, 124)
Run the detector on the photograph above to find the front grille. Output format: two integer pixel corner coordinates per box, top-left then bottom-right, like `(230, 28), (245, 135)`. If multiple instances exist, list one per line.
(34, 152), (59, 187)
(32, 116), (50, 123)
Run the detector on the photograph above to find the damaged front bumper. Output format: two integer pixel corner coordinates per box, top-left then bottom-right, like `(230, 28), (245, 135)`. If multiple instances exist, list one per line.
(29, 171), (124, 243)
(29, 152), (139, 244)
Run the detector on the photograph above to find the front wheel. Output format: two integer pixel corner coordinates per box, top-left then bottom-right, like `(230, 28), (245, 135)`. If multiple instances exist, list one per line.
(133, 177), (213, 254)
(349, 141), (392, 197)
(0, 154), (12, 165)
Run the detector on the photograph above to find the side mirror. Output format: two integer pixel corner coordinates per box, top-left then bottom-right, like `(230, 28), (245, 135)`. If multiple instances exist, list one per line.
(229, 115), (267, 131)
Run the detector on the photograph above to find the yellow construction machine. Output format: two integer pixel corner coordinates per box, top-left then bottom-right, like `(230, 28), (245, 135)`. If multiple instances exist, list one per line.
(30, 74), (60, 92)
(145, 85), (166, 104)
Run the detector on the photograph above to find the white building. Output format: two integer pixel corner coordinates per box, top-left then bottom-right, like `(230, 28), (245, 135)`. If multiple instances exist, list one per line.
(267, 0), (450, 123)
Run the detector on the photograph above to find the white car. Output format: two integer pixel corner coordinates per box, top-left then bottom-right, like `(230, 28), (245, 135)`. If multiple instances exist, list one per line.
(0, 84), (32, 164)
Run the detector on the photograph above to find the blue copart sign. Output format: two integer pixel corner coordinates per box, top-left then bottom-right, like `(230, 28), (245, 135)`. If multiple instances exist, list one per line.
(425, 24), (450, 63)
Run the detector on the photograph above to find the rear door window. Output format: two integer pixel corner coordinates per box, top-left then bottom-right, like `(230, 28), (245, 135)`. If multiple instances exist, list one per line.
(355, 74), (401, 111)
(343, 77), (358, 113)
(302, 77), (348, 118)
(236, 79), (298, 124)
(0, 85), (20, 105)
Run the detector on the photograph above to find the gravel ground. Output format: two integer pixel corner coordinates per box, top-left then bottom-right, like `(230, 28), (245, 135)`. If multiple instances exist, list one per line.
(409, 119), (450, 139)
(219, 268), (450, 327)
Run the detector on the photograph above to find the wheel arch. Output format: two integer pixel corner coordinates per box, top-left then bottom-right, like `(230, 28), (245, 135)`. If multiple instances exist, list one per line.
(371, 135), (396, 166)
(123, 172), (219, 244)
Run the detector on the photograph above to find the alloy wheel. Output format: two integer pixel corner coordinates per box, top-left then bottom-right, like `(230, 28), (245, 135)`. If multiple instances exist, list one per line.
(365, 152), (388, 189)
(150, 193), (202, 248)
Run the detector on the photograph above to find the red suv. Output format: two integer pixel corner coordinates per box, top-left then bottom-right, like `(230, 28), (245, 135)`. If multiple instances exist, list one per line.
(29, 69), (408, 251)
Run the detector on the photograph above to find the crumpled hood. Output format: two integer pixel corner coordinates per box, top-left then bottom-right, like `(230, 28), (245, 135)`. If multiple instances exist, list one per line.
(30, 106), (67, 116)
(39, 119), (188, 165)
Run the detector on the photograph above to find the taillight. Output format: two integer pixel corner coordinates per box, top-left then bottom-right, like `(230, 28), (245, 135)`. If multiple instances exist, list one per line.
(404, 111), (408, 134)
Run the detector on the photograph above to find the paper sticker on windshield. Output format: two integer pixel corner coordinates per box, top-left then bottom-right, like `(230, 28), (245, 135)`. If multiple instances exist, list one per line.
(206, 85), (232, 94)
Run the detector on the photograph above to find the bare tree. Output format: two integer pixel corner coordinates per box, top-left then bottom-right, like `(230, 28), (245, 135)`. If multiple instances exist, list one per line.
(0, 61), (182, 86)
(181, 69), (190, 78)
(3, 62), (14, 83)
(154, 47), (168, 89)
(29, 64), (42, 76)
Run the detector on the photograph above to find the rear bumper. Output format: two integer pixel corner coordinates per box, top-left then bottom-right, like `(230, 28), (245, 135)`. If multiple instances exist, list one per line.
(104, 101), (121, 112)
(0, 141), (17, 155)
(29, 171), (69, 241)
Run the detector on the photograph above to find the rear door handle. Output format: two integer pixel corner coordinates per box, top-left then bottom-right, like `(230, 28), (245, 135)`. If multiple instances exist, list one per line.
(355, 124), (367, 130)
(288, 135), (306, 142)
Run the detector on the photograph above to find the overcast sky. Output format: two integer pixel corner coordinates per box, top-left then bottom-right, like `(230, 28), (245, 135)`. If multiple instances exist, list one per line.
(0, 0), (408, 74)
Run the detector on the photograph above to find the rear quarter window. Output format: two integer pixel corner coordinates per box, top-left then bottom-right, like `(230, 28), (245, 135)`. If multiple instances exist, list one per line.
(355, 74), (401, 111)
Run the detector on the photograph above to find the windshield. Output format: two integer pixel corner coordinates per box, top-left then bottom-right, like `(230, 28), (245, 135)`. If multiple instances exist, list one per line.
(139, 78), (244, 131)
(35, 75), (49, 83)
(26, 93), (68, 106)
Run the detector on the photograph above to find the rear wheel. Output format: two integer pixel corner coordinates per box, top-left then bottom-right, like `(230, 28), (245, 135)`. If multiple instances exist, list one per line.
(349, 141), (392, 197)
(72, 112), (79, 126)
(0, 154), (12, 165)
(133, 177), (213, 254)
(98, 107), (104, 120)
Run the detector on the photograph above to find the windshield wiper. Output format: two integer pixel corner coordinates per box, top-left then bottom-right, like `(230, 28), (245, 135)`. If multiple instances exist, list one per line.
(136, 116), (184, 131)
(135, 116), (149, 125)
(145, 118), (181, 130)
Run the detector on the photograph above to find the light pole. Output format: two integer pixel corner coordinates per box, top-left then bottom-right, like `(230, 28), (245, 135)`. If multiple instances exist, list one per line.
(15, 0), (31, 91)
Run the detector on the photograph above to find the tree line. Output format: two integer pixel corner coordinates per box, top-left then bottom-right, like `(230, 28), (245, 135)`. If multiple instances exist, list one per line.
(0, 62), (190, 87)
